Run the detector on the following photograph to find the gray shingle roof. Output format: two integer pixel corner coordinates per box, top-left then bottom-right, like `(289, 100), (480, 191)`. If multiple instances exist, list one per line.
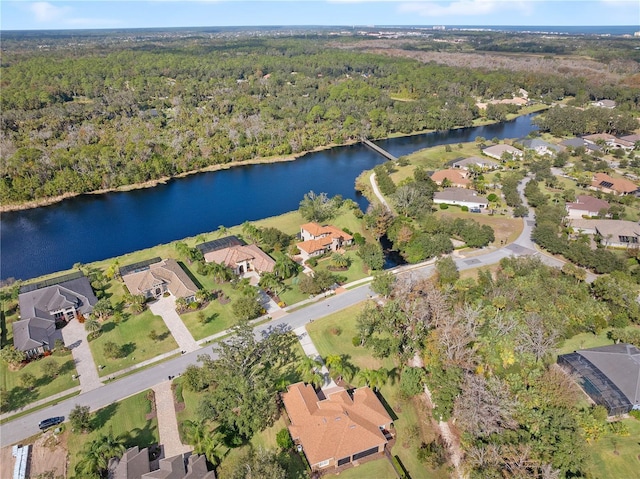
(18, 277), (98, 321)
(12, 317), (62, 351)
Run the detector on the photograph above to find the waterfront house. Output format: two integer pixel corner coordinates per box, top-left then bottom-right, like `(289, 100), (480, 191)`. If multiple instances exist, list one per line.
(430, 169), (470, 188)
(482, 144), (523, 161)
(121, 258), (198, 302)
(282, 382), (393, 472)
(451, 156), (500, 171)
(197, 236), (275, 276)
(296, 223), (353, 261)
(14, 273), (98, 357)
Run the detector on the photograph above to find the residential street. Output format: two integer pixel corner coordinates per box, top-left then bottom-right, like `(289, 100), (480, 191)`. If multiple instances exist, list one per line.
(0, 177), (581, 446)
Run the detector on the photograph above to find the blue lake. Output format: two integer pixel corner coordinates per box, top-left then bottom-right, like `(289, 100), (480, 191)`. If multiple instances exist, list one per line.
(1, 115), (537, 280)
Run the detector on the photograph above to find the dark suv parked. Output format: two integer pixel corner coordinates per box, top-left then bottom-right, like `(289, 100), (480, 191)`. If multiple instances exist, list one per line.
(38, 416), (64, 430)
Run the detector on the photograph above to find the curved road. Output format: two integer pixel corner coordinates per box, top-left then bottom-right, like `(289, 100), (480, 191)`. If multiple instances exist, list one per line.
(0, 177), (579, 446)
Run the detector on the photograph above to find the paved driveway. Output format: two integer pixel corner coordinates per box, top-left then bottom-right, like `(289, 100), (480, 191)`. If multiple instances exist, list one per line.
(149, 296), (199, 352)
(61, 318), (102, 392)
(153, 381), (191, 458)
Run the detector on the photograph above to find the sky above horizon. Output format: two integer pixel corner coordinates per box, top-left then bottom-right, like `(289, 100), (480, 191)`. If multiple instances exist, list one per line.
(2, 1), (639, 31)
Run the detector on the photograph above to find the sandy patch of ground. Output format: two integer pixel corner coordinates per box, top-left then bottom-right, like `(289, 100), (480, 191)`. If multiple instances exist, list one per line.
(0, 429), (68, 479)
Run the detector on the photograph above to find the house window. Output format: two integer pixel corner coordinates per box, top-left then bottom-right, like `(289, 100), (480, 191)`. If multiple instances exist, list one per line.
(316, 460), (330, 468)
(337, 457), (351, 467)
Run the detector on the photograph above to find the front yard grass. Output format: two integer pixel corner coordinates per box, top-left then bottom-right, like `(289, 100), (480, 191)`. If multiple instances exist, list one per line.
(313, 249), (370, 285)
(588, 417), (640, 479)
(180, 283), (238, 340)
(66, 390), (158, 476)
(89, 310), (178, 377)
(0, 353), (78, 412)
(321, 457), (397, 478)
(435, 209), (524, 246)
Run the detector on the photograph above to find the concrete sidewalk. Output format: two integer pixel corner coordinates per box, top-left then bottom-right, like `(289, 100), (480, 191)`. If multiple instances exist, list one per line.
(61, 318), (103, 393)
(294, 326), (338, 392)
(149, 296), (199, 353)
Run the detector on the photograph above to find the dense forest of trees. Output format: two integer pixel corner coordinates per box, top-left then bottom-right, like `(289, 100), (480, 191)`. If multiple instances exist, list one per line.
(3, 35), (636, 205)
(358, 256), (635, 478)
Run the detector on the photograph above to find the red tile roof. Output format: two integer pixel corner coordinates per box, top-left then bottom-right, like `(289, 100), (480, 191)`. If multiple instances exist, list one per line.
(282, 382), (391, 467)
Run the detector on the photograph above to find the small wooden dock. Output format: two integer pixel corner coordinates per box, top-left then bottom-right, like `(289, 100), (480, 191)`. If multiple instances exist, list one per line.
(362, 139), (398, 162)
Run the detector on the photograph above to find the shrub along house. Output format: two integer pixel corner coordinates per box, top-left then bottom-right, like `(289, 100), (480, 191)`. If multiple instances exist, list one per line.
(121, 258), (198, 303)
(296, 223), (353, 262)
(14, 273), (98, 357)
(282, 382), (393, 472)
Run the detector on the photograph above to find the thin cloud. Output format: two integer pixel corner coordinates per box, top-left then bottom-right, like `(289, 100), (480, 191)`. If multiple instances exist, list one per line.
(29, 1), (71, 22)
(398, 0), (529, 17)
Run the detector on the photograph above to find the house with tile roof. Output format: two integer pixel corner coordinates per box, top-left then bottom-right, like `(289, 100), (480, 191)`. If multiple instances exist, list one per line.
(282, 382), (393, 471)
(430, 169), (470, 188)
(589, 172), (638, 196)
(558, 343), (640, 415)
(14, 275), (98, 357)
(121, 258), (198, 302)
(197, 236), (275, 276)
(296, 223), (353, 261)
(565, 195), (610, 219)
(482, 144), (523, 161)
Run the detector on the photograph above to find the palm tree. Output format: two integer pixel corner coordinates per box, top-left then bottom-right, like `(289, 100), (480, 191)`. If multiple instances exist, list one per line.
(325, 354), (355, 382)
(331, 253), (350, 269)
(356, 367), (389, 391)
(208, 262), (233, 283)
(296, 355), (324, 388)
(184, 420), (227, 466)
(274, 256), (298, 279)
(84, 318), (101, 334)
(75, 428), (126, 478)
(216, 225), (228, 238)
(258, 273), (284, 296)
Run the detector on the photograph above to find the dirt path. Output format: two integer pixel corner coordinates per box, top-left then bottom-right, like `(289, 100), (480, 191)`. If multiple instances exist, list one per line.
(410, 352), (465, 478)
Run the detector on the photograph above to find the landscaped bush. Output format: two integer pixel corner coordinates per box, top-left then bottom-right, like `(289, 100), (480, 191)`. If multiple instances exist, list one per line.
(461, 205), (469, 212)
(306, 257), (318, 267)
(439, 204), (449, 210)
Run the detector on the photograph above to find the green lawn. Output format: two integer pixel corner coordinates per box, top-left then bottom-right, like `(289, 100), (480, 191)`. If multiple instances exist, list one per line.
(390, 141), (486, 184)
(306, 303), (392, 372)
(67, 390), (159, 478)
(323, 457), (398, 478)
(314, 249), (370, 285)
(556, 330), (614, 356)
(306, 304), (448, 479)
(0, 353), (78, 412)
(588, 417), (640, 479)
(88, 310), (178, 377)
(180, 283), (239, 340)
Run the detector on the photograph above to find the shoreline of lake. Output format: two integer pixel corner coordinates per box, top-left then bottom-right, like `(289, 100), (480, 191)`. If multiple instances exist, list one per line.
(0, 141), (357, 213)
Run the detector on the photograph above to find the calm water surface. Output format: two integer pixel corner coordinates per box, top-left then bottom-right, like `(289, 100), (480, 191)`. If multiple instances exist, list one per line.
(1, 115), (537, 280)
